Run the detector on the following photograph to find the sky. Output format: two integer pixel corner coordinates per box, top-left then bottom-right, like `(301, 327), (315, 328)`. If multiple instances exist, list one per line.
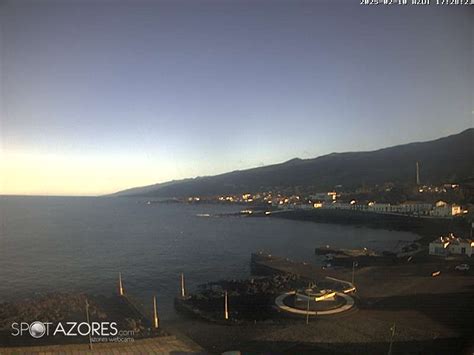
(0, 0), (472, 196)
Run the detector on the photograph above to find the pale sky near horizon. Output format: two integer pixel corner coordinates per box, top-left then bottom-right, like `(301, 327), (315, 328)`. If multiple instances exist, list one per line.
(0, 0), (472, 196)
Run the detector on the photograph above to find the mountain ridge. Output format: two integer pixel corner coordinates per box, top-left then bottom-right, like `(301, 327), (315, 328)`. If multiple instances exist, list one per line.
(112, 128), (474, 197)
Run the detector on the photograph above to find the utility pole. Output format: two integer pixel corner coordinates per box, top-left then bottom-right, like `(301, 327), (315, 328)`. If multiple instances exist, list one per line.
(306, 295), (310, 325)
(388, 323), (396, 355)
(416, 161), (420, 186)
(85, 300), (93, 350)
(352, 261), (357, 285)
(306, 283), (311, 325)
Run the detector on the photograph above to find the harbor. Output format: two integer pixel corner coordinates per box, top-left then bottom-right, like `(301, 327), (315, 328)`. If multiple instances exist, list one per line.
(176, 252), (357, 320)
(169, 251), (474, 353)
(1, 246), (473, 354)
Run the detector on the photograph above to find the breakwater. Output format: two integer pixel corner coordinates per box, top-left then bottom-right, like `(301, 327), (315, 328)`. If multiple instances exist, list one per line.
(250, 252), (352, 285)
(271, 209), (471, 243)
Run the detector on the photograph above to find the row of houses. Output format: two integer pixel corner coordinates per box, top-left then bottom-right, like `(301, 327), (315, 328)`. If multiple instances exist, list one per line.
(429, 233), (474, 257)
(311, 200), (464, 218)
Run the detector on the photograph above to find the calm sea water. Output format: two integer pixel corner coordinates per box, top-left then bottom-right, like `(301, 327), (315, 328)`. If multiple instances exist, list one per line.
(0, 196), (418, 319)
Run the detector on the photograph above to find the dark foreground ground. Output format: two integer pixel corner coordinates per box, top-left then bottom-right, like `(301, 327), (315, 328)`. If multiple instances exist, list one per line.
(169, 253), (474, 354)
(0, 293), (163, 348)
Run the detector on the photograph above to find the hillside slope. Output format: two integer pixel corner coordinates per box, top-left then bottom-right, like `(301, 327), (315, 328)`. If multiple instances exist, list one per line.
(113, 129), (474, 197)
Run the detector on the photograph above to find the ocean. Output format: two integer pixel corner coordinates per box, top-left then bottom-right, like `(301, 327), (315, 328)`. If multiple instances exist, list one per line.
(0, 196), (418, 319)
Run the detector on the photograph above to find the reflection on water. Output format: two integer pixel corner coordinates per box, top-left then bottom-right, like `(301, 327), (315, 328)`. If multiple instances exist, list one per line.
(0, 196), (418, 319)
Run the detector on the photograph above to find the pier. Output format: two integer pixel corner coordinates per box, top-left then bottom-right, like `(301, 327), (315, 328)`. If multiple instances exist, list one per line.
(250, 251), (354, 284)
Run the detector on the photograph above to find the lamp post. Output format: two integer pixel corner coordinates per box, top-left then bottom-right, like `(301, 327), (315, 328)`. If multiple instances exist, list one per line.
(153, 296), (159, 329)
(305, 284), (311, 325)
(180, 273), (186, 299)
(224, 291), (229, 320)
(118, 272), (124, 296)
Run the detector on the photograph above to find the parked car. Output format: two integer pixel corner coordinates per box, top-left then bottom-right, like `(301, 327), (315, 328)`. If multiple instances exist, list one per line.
(455, 264), (470, 271)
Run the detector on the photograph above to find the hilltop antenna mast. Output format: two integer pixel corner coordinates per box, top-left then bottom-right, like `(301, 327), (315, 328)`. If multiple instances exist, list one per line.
(416, 162), (420, 186)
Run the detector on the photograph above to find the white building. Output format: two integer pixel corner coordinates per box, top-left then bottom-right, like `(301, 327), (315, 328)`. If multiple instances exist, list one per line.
(430, 200), (463, 217)
(296, 203), (313, 210)
(367, 203), (391, 213)
(391, 201), (432, 215)
(447, 238), (474, 257)
(429, 236), (451, 256)
(325, 202), (352, 210)
(309, 192), (338, 203)
(429, 233), (474, 257)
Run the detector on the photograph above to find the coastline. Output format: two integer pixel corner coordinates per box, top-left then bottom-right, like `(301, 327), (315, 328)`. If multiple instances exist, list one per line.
(268, 208), (471, 244)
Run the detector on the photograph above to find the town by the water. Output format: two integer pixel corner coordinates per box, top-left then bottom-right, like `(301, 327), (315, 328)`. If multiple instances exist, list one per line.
(2, 166), (473, 354)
